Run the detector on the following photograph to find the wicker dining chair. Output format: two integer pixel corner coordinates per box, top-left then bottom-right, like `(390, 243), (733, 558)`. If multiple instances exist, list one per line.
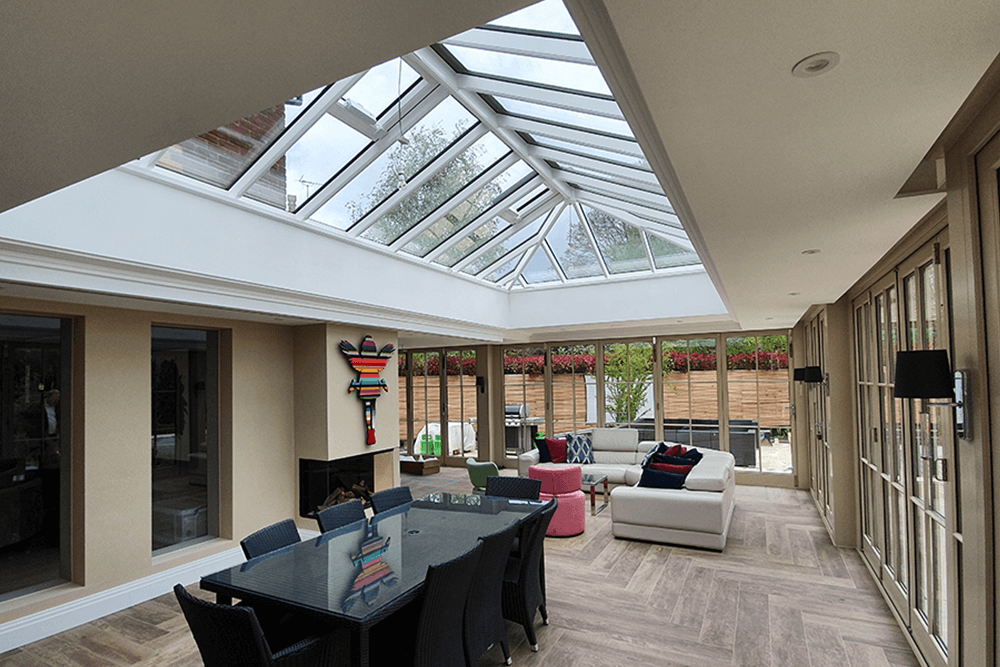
(485, 475), (541, 500)
(464, 522), (519, 666)
(315, 498), (366, 533)
(501, 500), (557, 652)
(240, 519), (301, 560)
(370, 486), (413, 514)
(174, 584), (349, 667)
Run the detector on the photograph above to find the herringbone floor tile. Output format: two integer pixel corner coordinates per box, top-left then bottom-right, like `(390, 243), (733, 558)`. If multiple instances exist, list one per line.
(0, 467), (918, 666)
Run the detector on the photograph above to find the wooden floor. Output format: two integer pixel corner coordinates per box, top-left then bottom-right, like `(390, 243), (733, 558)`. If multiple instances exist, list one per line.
(0, 467), (918, 667)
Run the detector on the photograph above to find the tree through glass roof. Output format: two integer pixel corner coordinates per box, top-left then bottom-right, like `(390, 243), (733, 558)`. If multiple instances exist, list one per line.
(142, 0), (701, 289)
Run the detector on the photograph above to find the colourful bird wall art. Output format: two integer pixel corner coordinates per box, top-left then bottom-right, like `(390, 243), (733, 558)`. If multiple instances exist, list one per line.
(340, 335), (395, 445)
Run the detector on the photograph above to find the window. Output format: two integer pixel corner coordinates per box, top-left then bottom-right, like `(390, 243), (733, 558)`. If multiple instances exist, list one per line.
(151, 327), (219, 552)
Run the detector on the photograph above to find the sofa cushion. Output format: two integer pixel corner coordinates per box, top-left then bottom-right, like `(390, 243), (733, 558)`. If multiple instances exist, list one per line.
(590, 427), (639, 452)
(536, 438), (552, 463)
(638, 468), (686, 489)
(664, 445), (687, 457)
(650, 462), (693, 475)
(611, 483), (734, 535)
(566, 433), (594, 464)
(685, 450), (734, 492)
(623, 465), (643, 486)
(593, 449), (641, 466)
(681, 448), (704, 464)
(650, 453), (693, 466)
(548, 438), (568, 463)
(580, 463), (630, 485)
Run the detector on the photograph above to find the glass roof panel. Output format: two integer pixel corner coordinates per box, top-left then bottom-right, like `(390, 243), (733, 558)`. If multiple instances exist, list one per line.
(546, 205), (603, 279)
(434, 216), (511, 267)
(648, 234), (701, 269)
(530, 135), (649, 168)
(485, 255), (523, 283)
(156, 87), (325, 190)
(360, 133), (508, 244)
(444, 44), (611, 96)
(462, 216), (547, 275)
(401, 162), (533, 257)
(521, 245), (561, 284)
(310, 97), (477, 228)
(488, 0), (580, 35)
(494, 96), (633, 138)
(583, 206), (650, 274)
(245, 113), (369, 211)
(343, 58), (419, 120)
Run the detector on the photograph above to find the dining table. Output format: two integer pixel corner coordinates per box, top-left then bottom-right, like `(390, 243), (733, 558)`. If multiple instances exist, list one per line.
(201, 492), (549, 667)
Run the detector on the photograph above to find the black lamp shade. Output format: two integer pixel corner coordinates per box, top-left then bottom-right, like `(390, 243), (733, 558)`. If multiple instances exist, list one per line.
(793, 368), (805, 382)
(894, 350), (952, 399)
(802, 366), (823, 383)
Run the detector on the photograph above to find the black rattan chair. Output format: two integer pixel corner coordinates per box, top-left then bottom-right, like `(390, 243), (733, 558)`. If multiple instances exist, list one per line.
(485, 476), (541, 500)
(501, 500), (557, 652)
(240, 519), (301, 560)
(315, 499), (366, 533)
(464, 522), (519, 667)
(372, 542), (483, 667)
(370, 486), (412, 514)
(174, 584), (348, 667)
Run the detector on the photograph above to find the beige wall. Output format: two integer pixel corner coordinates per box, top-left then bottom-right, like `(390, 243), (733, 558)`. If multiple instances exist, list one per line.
(0, 296), (344, 625)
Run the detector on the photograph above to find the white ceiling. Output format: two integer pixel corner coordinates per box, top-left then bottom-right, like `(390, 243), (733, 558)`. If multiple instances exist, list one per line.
(3, 0), (1000, 337)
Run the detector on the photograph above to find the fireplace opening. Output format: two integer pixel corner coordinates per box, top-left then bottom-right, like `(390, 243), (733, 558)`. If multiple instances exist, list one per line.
(299, 455), (374, 518)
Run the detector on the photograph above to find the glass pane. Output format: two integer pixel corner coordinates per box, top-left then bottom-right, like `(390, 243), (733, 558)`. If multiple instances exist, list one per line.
(157, 87), (324, 189)
(484, 252), (525, 283)
(896, 488), (909, 589)
(410, 352), (441, 456)
(152, 327), (217, 552)
(876, 292), (888, 383)
(461, 217), (544, 275)
(551, 344), (597, 436)
(905, 274), (920, 350)
(531, 135), (647, 167)
(488, 0), (580, 35)
(547, 206), (603, 278)
(922, 263), (938, 349)
(933, 519), (949, 648)
(914, 512), (928, 618)
(444, 351), (478, 458)
(521, 246), (561, 284)
(0, 314), (69, 596)
(311, 98), (478, 229)
(360, 134), (508, 244)
(888, 286), (899, 380)
(247, 113), (370, 211)
(344, 58), (419, 120)
(583, 206), (651, 274)
(648, 234), (700, 269)
(494, 96), (633, 138)
(401, 162), (532, 257)
(503, 347), (546, 456)
(603, 342), (654, 427)
(446, 44), (611, 96)
(435, 216), (512, 267)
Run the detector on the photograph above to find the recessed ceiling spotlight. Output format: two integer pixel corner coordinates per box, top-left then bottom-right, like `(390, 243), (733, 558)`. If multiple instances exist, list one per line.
(792, 51), (840, 78)
(765, 317), (774, 321)
(802, 249), (821, 255)
(788, 292), (800, 296)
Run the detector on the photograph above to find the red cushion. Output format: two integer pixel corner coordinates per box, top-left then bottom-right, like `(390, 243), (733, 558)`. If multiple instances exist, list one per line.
(546, 438), (567, 463)
(664, 445), (687, 457)
(650, 462), (693, 475)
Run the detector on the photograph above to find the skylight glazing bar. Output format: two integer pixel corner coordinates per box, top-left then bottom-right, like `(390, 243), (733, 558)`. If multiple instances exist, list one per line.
(574, 190), (681, 225)
(642, 231), (658, 273)
(504, 202), (562, 286)
(555, 170), (672, 210)
(404, 48), (573, 200)
(452, 195), (559, 273)
(473, 230), (545, 278)
(499, 115), (643, 158)
(348, 123), (489, 236)
(531, 142), (652, 173)
(455, 75), (622, 119)
(294, 84), (450, 220)
(577, 202), (611, 278)
(424, 173), (543, 261)
(230, 75), (366, 197)
(388, 152), (519, 249)
(542, 240), (568, 282)
(443, 28), (594, 65)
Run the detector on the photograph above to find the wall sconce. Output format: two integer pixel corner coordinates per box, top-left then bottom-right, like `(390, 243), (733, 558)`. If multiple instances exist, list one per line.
(893, 349), (971, 440)
(793, 368), (805, 382)
(802, 366), (824, 383)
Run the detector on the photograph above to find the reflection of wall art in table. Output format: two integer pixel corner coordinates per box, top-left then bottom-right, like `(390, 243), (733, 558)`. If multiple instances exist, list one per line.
(340, 336), (395, 445)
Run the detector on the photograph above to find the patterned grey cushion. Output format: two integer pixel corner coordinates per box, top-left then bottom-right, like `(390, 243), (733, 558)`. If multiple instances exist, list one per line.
(566, 433), (595, 464)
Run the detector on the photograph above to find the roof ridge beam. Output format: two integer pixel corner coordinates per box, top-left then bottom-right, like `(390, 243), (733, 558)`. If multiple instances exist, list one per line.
(442, 28), (594, 65)
(498, 115), (642, 158)
(554, 169), (672, 210)
(456, 74), (622, 119)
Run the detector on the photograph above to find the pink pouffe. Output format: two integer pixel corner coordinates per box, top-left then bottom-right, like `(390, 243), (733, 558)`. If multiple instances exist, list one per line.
(529, 464), (586, 537)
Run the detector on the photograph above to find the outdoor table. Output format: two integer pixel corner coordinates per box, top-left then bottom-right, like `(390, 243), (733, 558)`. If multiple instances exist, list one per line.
(201, 493), (548, 667)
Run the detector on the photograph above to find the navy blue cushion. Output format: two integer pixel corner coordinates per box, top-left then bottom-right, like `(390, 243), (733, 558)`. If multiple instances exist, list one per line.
(535, 437), (552, 463)
(650, 454), (692, 466)
(681, 449), (704, 464)
(638, 468), (686, 489)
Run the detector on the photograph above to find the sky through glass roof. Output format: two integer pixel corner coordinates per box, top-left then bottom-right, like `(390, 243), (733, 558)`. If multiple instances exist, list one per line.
(141, 0), (700, 290)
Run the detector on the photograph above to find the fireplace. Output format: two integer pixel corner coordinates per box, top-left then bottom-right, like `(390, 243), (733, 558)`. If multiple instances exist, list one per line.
(299, 454), (374, 518)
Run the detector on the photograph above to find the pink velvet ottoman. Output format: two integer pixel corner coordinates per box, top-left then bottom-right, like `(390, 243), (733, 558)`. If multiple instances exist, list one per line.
(528, 464), (586, 537)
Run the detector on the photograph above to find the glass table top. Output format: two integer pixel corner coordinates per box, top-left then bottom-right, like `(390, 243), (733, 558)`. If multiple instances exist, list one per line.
(202, 493), (547, 624)
(581, 472), (608, 485)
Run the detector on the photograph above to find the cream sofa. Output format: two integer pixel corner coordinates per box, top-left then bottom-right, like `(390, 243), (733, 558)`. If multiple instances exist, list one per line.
(610, 448), (736, 551)
(516, 427), (645, 488)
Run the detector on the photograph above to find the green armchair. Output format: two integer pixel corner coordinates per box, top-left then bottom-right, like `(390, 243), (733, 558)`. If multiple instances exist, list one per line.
(466, 458), (500, 493)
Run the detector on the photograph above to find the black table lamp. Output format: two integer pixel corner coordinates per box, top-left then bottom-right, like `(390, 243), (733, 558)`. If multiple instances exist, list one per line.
(893, 350), (952, 399)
